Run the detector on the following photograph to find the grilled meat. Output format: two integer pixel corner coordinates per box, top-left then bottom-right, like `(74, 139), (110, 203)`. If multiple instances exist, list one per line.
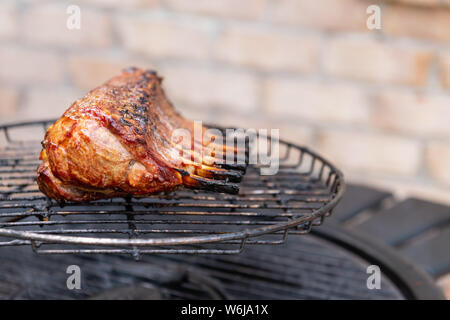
(37, 67), (246, 202)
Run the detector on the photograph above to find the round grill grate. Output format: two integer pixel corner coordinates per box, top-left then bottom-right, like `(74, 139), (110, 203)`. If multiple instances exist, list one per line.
(0, 120), (344, 257)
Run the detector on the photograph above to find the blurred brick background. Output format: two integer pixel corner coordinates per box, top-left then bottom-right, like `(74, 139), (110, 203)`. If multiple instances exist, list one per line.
(0, 0), (450, 205)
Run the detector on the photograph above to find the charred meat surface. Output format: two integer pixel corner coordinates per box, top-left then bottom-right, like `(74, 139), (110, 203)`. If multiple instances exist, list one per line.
(37, 67), (245, 202)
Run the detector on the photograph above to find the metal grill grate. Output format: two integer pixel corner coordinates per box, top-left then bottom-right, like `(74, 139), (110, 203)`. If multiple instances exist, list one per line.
(0, 120), (344, 257)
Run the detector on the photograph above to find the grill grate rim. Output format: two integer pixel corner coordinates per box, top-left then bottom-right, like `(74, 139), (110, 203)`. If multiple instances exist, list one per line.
(0, 120), (345, 256)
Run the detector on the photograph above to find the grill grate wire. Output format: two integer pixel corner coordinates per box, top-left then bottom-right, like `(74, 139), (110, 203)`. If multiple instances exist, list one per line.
(0, 120), (344, 257)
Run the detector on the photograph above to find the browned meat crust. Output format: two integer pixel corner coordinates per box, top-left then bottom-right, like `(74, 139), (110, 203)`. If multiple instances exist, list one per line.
(37, 67), (242, 202)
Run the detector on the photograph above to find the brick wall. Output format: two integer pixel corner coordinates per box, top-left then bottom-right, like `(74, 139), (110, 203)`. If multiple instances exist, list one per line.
(1, 0), (449, 205)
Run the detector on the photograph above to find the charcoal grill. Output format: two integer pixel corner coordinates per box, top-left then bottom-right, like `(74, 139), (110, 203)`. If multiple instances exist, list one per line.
(0, 120), (344, 257)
